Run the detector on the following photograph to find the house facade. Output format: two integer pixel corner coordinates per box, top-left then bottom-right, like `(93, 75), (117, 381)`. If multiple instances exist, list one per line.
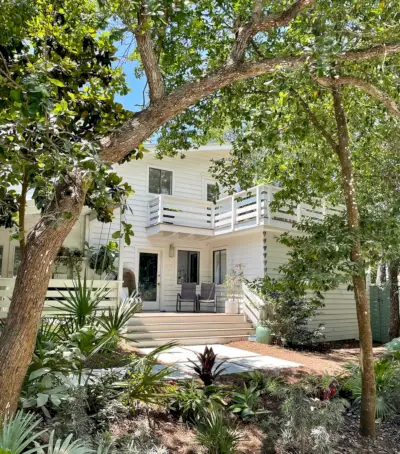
(0, 144), (358, 342)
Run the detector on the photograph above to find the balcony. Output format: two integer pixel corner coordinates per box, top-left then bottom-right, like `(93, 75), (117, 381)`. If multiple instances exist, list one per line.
(146, 185), (343, 239)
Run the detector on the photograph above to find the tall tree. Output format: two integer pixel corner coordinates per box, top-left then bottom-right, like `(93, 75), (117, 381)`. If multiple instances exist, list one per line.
(1, 1), (400, 437)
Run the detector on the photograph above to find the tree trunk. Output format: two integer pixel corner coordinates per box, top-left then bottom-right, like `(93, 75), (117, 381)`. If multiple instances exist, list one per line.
(332, 86), (376, 437)
(389, 260), (399, 341)
(0, 172), (87, 418)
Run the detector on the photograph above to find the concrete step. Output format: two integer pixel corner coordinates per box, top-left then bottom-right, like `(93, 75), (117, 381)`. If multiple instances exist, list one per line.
(127, 322), (252, 332)
(128, 313), (246, 326)
(127, 327), (254, 341)
(130, 334), (251, 348)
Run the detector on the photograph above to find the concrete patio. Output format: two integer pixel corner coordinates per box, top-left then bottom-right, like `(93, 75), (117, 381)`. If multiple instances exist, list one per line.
(138, 344), (302, 379)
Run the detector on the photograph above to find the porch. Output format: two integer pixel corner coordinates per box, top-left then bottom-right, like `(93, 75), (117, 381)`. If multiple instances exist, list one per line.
(146, 183), (343, 239)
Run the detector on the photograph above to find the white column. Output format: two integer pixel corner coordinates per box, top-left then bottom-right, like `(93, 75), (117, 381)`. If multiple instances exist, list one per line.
(117, 202), (126, 304)
(231, 195), (236, 232)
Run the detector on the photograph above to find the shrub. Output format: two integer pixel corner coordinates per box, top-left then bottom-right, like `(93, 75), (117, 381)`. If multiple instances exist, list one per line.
(195, 410), (241, 454)
(113, 418), (168, 454)
(248, 276), (324, 347)
(344, 359), (400, 420)
(229, 384), (267, 420)
(115, 343), (176, 409)
(384, 337), (400, 361)
(277, 388), (347, 454)
(241, 371), (282, 396)
(188, 346), (227, 386)
(168, 380), (227, 425)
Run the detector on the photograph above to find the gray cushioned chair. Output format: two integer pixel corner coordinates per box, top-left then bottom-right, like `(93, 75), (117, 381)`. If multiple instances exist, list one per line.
(197, 283), (217, 313)
(176, 282), (197, 312)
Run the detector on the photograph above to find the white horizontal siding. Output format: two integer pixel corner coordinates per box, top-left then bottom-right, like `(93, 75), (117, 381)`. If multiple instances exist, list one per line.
(89, 148), (233, 311)
(265, 230), (358, 341)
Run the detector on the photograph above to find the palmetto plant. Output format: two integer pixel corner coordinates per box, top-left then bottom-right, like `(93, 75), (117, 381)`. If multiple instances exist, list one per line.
(54, 272), (111, 328)
(344, 359), (400, 420)
(98, 297), (142, 347)
(195, 410), (241, 454)
(0, 411), (44, 454)
(115, 342), (177, 408)
(188, 347), (227, 386)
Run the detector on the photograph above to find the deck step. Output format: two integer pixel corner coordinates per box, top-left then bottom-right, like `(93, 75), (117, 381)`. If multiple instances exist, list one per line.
(130, 335), (251, 348)
(128, 313), (246, 325)
(127, 327), (254, 341)
(128, 322), (251, 332)
(127, 312), (255, 347)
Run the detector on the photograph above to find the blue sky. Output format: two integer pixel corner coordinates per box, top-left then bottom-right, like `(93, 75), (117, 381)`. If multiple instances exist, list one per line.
(115, 59), (148, 111)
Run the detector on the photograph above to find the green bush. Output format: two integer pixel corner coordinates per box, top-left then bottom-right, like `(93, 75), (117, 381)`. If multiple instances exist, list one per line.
(168, 380), (227, 425)
(248, 276), (325, 347)
(195, 410), (241, 454)
(344, 359), (400, 420)
(115, 343), (176, 409)
(277, 388), (347, 454)
(229, 384), (267, 420)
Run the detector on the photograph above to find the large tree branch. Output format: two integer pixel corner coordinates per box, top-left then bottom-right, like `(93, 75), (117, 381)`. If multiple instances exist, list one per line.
(293, 89), (339, 152)
(135, 1), (164, 103)
(316, 75), (400, 117)
(229, 0), (314, 63)
(100, 41), (400, 163)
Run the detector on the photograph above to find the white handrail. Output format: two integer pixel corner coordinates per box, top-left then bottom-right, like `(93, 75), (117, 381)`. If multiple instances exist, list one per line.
(241, 282), (263, 326)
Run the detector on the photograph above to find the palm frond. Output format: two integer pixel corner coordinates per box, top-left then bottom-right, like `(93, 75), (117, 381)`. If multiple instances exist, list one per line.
(0, 411), (45, 454)
(45, 432), (93, 454)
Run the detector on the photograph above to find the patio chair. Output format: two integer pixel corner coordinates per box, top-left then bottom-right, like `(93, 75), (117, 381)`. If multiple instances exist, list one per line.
(197, 283), (217, 313)
(176, 282), (197, 312)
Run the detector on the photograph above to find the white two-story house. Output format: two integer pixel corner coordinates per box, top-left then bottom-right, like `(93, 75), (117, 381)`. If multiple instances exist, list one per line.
(0, 144), (358, 346)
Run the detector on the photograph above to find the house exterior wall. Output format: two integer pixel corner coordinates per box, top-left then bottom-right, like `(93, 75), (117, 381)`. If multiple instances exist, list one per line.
(264, 230), (359, 341)
(0, 213), (86, 278)
(89, 146), (265, 312)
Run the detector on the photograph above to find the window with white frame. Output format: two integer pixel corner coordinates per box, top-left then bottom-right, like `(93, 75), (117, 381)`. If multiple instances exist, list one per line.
(148, 167), (172, 195)
(213, 249), (227, 285)
(177, 250), (199, 284)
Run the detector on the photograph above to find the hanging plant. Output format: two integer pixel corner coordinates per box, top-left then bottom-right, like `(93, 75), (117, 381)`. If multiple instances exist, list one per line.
(87, 241), (119, 277)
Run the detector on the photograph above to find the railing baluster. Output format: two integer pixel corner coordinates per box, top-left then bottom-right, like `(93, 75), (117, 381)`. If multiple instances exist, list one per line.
(231, 195), (236, 231)
(256, 186), (261, 225)
(158, 194), (164, 224)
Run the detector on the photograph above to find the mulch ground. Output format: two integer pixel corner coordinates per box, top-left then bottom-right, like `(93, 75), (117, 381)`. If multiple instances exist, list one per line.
(228, 340), (386, 376)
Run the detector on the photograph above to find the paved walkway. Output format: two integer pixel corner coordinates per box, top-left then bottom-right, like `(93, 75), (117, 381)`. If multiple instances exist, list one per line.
(138, 344), (302, 379)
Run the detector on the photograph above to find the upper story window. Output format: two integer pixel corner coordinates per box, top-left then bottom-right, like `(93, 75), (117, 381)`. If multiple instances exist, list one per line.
(149, 167), (173, 195)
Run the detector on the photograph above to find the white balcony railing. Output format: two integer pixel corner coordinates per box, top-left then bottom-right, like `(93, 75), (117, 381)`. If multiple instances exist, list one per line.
(147, 185), (344, 236)
(148, 195), (214, 230)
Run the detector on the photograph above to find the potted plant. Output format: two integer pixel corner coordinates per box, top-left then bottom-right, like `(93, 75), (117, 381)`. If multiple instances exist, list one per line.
(53, 247), (84, 279)
(223, 264), (245, 313)
(256, 306), (273, 345)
